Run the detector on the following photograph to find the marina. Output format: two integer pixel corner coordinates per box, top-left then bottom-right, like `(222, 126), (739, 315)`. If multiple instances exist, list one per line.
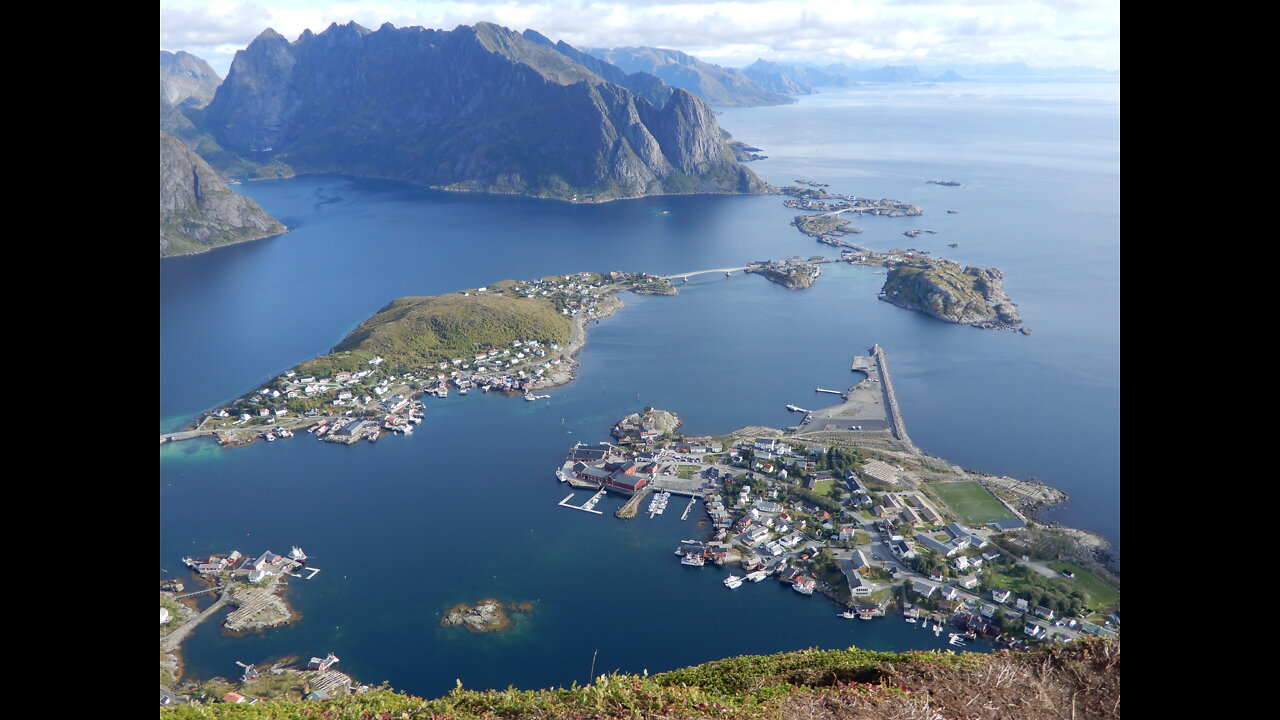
(558, 489), (607, 515)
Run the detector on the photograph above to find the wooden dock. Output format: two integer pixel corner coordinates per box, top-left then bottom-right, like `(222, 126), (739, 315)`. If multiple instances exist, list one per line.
(680, 496), (698, 520)
(559, 490), (606, 515)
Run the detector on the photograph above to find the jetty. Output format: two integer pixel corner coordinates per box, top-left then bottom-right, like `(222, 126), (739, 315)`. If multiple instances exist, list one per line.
(872, 344), (916, 451)
(615, 486), (653, 519)
(786, 347), (911, 442)
(680, 495), (698, 520)
(559, 489), (606, 515)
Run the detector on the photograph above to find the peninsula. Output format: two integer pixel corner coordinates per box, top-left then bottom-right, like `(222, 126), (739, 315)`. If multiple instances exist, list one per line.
(163, 271), (666, 447)
(553, 347), (1118, 648)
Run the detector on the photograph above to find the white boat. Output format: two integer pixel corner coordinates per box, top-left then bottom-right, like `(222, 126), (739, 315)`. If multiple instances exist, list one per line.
(905, 617), (917, 623)
(289, 546), (307, 562)
(839, 611), (858, 619)
(724, 575), (744, 589)
(746, 570), (769, 582)
(681, 554), (705, 566)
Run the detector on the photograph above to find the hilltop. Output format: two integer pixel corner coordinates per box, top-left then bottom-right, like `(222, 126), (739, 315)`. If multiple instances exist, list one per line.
(299, 283), (574, 377)
(159, 637), (1118, 718)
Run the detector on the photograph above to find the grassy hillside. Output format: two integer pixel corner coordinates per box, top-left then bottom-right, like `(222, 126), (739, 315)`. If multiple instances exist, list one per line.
(299, 287), (572, 376)
(160, 637), (1119, 719)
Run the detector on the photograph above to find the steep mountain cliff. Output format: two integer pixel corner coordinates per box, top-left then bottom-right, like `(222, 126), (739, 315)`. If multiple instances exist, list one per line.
(159, 130), (287, 256)
(160, 50), (222, 109)
(200, 22), (765, 202)
(586, 46), (794, 107)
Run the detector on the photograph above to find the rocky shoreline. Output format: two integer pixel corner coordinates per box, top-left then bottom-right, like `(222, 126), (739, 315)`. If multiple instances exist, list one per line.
(880, 258), (1024, 331)
(528, 293), (623, 391)
(440, 598), (534, 633)
(745, 261), (821, 289)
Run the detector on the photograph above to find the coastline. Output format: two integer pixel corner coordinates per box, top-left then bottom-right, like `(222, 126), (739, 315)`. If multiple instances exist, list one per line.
(160, 226), (291, 259)
(529, 292), (624, 390)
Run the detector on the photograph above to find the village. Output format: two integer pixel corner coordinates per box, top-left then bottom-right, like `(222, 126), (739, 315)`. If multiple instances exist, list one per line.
(159, 545), (372, 707)
(554, 401), (1119, 651)
(170, 271), (659, 447)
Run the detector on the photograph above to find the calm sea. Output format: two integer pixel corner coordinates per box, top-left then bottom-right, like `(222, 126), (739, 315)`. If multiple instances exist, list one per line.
(160, 79), (1118, 697)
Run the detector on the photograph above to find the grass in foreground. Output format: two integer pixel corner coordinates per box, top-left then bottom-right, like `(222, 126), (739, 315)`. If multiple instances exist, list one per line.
(160, 638), (1119, 719)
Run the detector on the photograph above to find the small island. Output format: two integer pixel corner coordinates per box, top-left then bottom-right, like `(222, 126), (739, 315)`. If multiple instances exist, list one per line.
(745, 260), (822, 289)
(880, 257), (1022, 330)
(792, 213), (863, 238)
(440, 598), (534, 633)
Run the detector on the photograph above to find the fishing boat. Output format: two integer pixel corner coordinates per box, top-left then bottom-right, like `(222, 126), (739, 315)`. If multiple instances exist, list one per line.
(839, 610), (858, 619)
(681, 554), (705, 567)
(724, 575), (744, 589)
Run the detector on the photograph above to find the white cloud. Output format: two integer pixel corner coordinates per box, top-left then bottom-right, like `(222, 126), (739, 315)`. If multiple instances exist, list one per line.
(159, 0), (1120, 75)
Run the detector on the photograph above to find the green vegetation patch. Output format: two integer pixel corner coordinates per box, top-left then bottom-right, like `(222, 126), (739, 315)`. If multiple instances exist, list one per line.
(1049, 562), (1120, 610)
(930, 481), (1015, 525)
(300, 290), (572, 375)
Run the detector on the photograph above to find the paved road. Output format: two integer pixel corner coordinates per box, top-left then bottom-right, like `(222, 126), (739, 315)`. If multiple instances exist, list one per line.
(161, 588), (233, 653)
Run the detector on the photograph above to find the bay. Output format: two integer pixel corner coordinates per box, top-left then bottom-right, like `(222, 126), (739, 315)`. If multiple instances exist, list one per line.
(160, 79), (1119, 698)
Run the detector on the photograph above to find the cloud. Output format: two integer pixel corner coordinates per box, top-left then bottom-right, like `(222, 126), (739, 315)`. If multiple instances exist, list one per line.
(159, 0), (1120, 74)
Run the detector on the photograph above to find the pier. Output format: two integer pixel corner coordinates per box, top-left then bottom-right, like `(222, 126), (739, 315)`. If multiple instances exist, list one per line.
(615, 486), (652, 519)
(559, 489), (606, 515)
(680, 495), (698, 520)
(815, 388), (843, 395)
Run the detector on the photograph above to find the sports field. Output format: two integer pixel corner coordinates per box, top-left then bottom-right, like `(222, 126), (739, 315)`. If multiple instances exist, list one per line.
(931, 481), (1016, 525)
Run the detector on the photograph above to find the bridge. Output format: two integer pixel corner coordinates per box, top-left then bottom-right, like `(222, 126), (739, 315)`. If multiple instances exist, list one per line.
(661, 265), (753, 280)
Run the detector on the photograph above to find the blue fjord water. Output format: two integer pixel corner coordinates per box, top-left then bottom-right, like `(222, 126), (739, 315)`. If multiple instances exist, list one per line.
(160, 80), (1118, 697)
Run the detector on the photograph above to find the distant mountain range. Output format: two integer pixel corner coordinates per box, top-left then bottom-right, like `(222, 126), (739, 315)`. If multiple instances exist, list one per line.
(584, 46), (794, 108)
(196, 22), (764, 202)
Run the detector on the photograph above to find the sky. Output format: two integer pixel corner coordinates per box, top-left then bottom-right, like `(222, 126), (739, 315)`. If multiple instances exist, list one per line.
(159, 0), (1120, 79)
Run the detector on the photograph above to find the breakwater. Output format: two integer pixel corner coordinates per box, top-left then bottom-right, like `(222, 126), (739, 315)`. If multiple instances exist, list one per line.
(871, 345), (915, 452)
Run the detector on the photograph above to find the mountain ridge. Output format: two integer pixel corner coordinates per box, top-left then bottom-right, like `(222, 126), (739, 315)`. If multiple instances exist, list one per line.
(198, 22), (765, 202)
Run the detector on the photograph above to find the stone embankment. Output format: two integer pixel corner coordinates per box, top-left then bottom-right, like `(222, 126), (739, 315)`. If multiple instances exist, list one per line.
(872, 345), (915, 452)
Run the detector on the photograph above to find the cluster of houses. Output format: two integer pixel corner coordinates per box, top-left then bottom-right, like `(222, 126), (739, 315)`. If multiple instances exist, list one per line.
(555, 421), (1116, 647)
(779, 185), (924, 217)
(180, 548), (308, 584)
(210, 272), (629, 438)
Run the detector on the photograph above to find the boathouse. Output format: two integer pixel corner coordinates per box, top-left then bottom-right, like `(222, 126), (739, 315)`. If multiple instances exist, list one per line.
(600, 472), (647, 495)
